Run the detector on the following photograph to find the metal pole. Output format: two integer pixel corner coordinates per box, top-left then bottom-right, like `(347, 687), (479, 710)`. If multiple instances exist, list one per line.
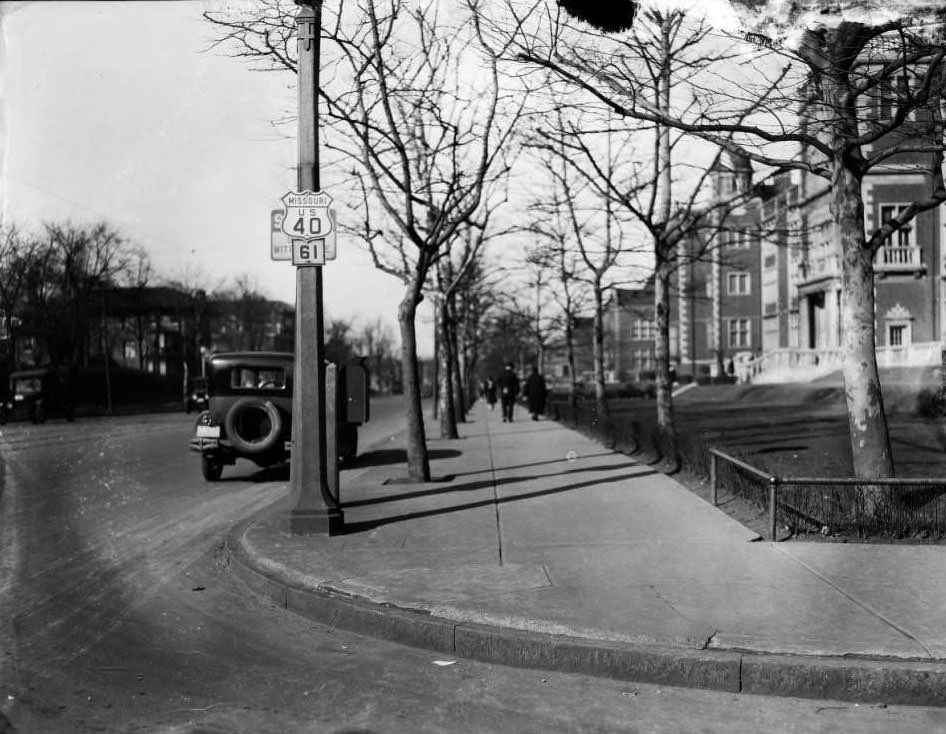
(768, 476), (778, 541)
(710, 451), (718, 506)
(288, 0), (343, 535)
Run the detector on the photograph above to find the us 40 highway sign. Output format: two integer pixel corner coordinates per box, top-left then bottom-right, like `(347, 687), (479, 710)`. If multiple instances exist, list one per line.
(279, 190), (337, 266)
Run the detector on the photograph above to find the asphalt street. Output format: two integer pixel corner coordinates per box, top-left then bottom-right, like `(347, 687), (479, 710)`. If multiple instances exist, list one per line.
(2, 401), (945, 732)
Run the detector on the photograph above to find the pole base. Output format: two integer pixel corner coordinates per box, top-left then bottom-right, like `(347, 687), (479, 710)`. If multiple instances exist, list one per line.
(289, 507), (344, 536)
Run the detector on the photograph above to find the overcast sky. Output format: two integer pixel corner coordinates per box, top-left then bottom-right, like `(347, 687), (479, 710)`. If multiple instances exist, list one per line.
(1, 1), (425, 351)
(4, 0), (918, 359)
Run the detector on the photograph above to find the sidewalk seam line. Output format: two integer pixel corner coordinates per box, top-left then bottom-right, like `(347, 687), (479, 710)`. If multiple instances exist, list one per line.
(484, 404), (504, 567)
(771, 545), (934, 658)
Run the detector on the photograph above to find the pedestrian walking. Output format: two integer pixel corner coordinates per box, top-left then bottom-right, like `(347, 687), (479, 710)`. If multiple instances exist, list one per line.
(484, 376), (498, 411)
(496, 362), (519, 423)
(524, 365), (548, 421)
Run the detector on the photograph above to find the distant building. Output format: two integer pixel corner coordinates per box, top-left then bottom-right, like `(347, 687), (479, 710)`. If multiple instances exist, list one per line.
(94, 286), (294, 384)
(544, 316), (596, 386)
(607, 283), (656, 382)
(565, 137), (945, 385)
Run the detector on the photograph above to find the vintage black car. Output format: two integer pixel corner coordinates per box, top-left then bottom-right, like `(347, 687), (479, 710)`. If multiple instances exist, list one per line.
(188, 351), (367, 481)
(0, 367), (75, 424)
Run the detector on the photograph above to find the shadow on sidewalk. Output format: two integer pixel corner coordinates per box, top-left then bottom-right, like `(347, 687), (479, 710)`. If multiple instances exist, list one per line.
(339, 467), (660, 533)
(461, 423), (563, 439)
(450, 451), (615, 478)
(343, 447), (462, 470)
(344, 461), (648, 509)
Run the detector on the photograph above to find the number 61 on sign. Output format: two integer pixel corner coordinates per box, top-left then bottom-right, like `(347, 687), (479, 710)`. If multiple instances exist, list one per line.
(292, 238), (327, 266)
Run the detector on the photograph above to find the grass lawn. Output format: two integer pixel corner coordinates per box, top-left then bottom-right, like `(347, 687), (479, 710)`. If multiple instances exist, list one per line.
(552, 368), (946, 543)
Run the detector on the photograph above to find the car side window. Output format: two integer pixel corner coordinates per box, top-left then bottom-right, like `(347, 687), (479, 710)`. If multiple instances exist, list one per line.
(229, 366), (286, 390)
(231, 368), (257, 389)
(257, 369), (286, 389)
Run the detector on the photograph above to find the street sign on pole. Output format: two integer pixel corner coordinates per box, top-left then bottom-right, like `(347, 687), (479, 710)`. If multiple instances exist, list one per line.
(292, 238), (326, 266)
(271, 209), (290, 261)
(280, 190), (334, 241)
(274, 206), (336, 263)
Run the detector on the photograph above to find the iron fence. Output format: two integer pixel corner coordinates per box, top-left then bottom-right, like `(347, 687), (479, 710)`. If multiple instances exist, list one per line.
(549, 399), (946, 542)
(710, 448), (946, 541)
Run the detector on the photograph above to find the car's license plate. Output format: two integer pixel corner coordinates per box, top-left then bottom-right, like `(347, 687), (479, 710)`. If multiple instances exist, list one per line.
(196, 425), (220, 438)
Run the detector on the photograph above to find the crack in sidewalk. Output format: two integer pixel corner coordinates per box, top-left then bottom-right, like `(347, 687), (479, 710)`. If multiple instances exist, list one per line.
(772, 545), (935, 658)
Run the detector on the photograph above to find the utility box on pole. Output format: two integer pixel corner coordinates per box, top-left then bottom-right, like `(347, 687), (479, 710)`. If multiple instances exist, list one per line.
(340, 359), (370, 425)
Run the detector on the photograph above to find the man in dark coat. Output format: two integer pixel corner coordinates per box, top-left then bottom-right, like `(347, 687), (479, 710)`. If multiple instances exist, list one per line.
(496, 362), (519, 423)
(524, 365), (548, 421)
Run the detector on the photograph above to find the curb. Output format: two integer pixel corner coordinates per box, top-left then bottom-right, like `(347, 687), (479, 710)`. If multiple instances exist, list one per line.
(225, 518), (946, 707)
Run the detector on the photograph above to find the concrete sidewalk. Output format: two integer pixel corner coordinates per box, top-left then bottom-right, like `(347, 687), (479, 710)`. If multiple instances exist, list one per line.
(226, 401), (946, 705)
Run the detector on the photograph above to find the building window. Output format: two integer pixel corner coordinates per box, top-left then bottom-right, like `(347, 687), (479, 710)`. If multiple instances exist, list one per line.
(877, 74), (915, 121)
(727, 318), (751, 348)
(633, 348), (654, 370)
(879, 204), (914, 249)
(763, 254), (777, 269)
(877, 77), (895, 120)
(883, 304), (912, 347)
(631, 318), (655, 340)
(727, 272), (750, 295)
(728, 230), (749, 249)
(889, 324), (906, 346)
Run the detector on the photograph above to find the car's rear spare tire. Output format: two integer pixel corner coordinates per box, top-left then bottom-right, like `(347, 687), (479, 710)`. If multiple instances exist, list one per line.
(224, 398), (282, 454)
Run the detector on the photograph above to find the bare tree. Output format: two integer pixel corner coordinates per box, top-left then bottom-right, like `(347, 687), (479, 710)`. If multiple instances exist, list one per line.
(333, 4), (523, 478)
(527, 10), (782, 467)
(353, 317), (400, 394)
(452, 253), (497, 409)
(433, 215), (516, 436)
(487, 1), (946, 485)
(23, 222), (135, 369)
(527, 110), (644, 418)
(206, 0), (524, 482)
(0, 225), (39, 369)
(523, 152), (590, 411)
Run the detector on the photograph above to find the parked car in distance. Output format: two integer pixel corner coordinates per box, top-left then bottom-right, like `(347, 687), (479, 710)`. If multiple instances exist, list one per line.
(184, 375), (209, 413)
(188, 351), (368, 481)
(0, 367), (75, 424)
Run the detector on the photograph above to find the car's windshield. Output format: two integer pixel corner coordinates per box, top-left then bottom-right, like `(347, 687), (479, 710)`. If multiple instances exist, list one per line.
(12, 377), (42, 396)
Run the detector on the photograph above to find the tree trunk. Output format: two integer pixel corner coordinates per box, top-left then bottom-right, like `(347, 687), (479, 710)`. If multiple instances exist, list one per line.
(437, 296), (458, 439)
(833, 160), (895, 481)
(398, 290), (431, 481)
(654, 250), (678, 467)
(592, 282), (608, 418)
(566, 317), (578, 413)
(653, 23), (678, 468)
(448, 292), (466, 422)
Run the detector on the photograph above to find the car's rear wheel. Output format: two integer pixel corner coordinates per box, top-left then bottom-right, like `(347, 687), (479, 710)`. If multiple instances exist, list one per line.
(224, 398), (282, 455)
(201, 455), (223, 481)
